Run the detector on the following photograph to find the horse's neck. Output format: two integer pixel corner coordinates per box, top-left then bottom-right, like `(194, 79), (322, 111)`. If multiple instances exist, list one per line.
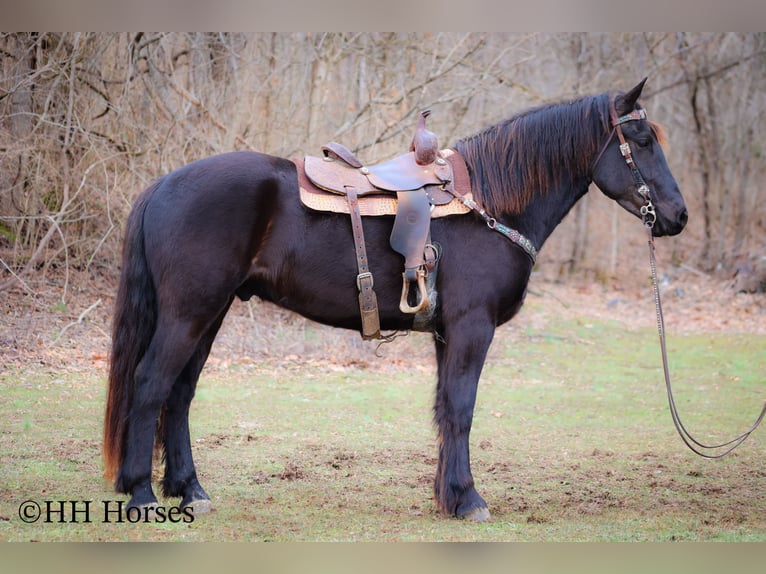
(512, 177), (592, 252)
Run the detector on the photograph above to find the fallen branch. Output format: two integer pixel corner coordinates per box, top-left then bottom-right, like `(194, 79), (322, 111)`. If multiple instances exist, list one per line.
(51, 298), (102, 343)
(0, 257), (36, 295)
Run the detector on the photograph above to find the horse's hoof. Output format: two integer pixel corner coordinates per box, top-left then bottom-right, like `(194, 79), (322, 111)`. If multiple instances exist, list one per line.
(182, 498), (213, 515)
(461, 506), (491, 522)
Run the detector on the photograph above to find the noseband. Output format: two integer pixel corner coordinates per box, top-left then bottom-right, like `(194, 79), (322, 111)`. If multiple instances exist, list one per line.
(591, 98), (656, 228)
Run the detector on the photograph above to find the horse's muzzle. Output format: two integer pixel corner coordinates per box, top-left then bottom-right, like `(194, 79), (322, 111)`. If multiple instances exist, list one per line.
(655, 205), (688, 237)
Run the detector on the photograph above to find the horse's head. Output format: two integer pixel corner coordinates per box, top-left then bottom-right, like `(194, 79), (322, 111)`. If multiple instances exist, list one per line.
(591, 79), (688, 237)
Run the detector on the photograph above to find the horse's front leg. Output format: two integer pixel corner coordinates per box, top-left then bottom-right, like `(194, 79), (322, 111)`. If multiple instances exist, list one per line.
(433, 313), (495, 521)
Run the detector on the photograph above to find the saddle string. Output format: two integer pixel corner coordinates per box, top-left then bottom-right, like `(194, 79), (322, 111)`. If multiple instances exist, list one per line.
(374, 330), (410, 357)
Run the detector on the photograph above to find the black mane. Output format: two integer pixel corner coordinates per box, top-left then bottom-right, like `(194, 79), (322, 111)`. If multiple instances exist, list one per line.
(455, 93), (612, 215)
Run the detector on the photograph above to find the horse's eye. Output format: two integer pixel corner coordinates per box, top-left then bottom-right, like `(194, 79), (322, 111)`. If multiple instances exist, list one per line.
(636, 138), (651, 148)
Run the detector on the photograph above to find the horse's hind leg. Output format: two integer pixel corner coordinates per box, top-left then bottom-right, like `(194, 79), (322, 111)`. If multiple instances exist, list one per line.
(117, 317), (208, 513)
(161, 305), (231, 515)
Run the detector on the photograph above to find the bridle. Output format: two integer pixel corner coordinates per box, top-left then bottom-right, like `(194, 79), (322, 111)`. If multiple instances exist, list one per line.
(595, 95), (766, 459)
(591, 98), (656, 228)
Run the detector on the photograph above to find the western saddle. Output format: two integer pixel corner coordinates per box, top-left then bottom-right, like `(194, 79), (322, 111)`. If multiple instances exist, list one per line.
(295, 111), (473, 340)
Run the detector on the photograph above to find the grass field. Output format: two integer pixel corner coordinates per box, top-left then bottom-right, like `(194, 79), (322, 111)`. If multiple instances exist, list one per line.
(2, 294), (764, 541)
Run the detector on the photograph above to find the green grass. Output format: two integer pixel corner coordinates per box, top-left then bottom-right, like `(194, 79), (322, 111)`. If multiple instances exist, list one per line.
(1, 318), (764, 541)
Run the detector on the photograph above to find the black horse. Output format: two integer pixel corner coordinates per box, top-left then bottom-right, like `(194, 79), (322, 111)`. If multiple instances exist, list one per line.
(104, 79), (687, 521)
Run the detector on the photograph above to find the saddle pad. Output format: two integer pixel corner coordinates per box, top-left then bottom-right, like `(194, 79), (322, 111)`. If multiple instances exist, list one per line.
(299, 185), (472, 217)
(295, 157), (472, 218)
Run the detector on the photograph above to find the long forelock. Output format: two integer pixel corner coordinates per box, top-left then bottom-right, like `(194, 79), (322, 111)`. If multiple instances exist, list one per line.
(649, 120), (668, 148)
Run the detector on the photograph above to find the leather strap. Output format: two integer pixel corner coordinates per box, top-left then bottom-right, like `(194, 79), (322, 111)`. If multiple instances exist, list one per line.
(346, 188), (380, 339)
(442, 148), (471, 197)
(442, 149), (537, 262)
(322, 142), (363, 168)
(645, 224), (766, 458)
(608, 99), (652, 202)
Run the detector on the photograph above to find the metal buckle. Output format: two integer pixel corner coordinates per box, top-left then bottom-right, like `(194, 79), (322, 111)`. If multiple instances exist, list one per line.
(356, 272), (374, 291)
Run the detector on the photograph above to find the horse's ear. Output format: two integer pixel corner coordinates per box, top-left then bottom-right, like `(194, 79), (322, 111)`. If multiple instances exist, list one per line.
(616, 77), (647, 114)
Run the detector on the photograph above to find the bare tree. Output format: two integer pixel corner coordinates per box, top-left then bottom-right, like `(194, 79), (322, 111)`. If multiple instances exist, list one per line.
(2, 33), (765, 296)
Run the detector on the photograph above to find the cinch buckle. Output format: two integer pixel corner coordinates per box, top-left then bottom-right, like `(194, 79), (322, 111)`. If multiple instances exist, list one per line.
(356, 271), (374, 291)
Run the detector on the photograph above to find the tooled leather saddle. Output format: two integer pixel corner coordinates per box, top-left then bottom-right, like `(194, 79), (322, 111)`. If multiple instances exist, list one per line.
(294, 111), (473, 340)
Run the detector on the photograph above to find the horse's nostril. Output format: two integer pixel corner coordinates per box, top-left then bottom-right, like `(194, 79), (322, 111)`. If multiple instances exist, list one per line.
(679, 208), (689, 227)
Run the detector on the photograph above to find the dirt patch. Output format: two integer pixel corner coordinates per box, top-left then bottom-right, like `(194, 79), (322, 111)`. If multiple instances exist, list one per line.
(277, 462), (307, 481)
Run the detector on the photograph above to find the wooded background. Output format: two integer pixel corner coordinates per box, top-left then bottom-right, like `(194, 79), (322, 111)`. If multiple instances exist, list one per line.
(2, 32), (765, 299)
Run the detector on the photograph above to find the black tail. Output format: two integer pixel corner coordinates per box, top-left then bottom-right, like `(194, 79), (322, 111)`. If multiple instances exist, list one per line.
(103, 180), (161, 485)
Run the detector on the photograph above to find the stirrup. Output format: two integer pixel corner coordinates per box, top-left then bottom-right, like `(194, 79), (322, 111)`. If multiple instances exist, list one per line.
(399, 269), (429, 314)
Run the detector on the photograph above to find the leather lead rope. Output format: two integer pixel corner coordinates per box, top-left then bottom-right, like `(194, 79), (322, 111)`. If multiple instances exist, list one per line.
(645, 222), (766, 458)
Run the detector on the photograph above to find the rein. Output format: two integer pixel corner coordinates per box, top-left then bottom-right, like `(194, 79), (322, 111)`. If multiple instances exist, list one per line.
(609, 98), (766, 458)
(645, 224), (766, 458)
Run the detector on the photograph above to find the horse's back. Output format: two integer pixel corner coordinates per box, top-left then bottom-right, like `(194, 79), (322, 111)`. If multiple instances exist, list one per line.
(154, 150), (295, 199)
(143, 150), (295, 229)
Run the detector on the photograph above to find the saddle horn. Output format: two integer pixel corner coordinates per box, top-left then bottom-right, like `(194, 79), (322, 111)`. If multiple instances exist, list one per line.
(410, 110), (439, 166)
